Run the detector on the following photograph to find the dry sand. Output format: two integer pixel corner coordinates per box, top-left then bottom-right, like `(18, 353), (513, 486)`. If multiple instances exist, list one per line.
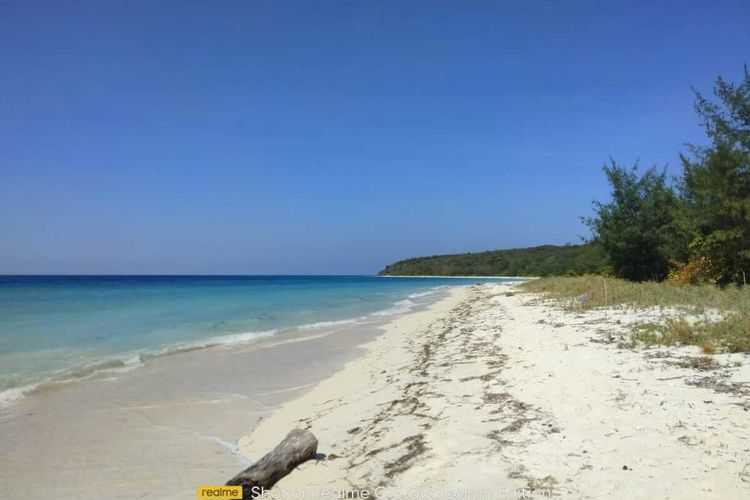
(239, 283), (750, 499)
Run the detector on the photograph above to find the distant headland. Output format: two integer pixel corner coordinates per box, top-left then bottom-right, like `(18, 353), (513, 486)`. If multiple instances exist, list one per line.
(378, 243), (606, 277)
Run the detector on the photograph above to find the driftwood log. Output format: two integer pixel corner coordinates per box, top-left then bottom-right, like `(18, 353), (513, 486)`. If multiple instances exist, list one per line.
(227, 429), (318, 499)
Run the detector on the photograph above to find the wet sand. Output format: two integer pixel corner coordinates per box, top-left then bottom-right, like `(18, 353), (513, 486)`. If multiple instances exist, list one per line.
(0, 313), (405, 499)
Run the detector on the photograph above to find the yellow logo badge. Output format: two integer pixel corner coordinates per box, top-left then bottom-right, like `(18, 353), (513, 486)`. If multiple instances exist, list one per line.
(197, 485), (243, 499)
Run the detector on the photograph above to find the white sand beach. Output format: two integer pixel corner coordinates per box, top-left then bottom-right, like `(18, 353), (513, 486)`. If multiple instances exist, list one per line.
(3, 282), (749, 499)
(239, 283), (750, 499)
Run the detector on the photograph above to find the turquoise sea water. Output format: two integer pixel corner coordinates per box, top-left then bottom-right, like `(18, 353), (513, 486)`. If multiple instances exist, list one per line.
(0, 275), (518, 402)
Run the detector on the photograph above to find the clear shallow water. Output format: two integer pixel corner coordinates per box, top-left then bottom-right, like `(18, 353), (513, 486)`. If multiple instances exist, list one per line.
(0, 275), (518, 400)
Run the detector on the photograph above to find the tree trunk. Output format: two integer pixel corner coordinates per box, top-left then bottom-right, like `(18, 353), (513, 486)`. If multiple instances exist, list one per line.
(226, 429), (318, 499)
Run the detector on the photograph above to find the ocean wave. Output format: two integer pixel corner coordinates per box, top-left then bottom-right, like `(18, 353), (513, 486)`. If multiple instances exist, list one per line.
(0, 385), (30, 406)
(407, 286), (447, 299)
(139, 329), (279, 361)
(0, 357), (144, 408)
(0, 331), (279, 408)
(296, 318), (359, 330)
(0, 287), (447, 407)
(370, 298), (416, 316)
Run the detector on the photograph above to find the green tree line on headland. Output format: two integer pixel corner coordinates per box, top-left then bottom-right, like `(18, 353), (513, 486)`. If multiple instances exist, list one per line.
(380, 66), (749, 284)
(378, 244), (607, 277)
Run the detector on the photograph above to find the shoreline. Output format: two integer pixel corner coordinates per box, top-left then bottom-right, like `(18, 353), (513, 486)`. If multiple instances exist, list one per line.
(0, 285), (452, 409)
(379, 275), (538, 280)
(3, 282), (748, 498)
(0, 289), (462, 500)
(237, 283), (750, 498)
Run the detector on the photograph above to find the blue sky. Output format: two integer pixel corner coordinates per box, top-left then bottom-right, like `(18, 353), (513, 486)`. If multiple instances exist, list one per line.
(2, 0), (749, 274)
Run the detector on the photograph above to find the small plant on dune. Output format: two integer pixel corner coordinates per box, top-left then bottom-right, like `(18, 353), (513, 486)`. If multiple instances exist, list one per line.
(701, 342), (717, 355)
(631, 323), (663, 346)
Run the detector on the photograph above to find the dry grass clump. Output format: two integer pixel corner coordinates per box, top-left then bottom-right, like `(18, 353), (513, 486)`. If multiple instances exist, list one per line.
(522, 275), (747, 312)
(631, 316), (750, 353)
(522, 276), (750, 353)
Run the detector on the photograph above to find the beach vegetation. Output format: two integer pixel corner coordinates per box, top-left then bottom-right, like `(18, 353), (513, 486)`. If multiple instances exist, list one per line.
(586, 66), (750, 285)
(583, 160), (686, 281)
(523, 275), (750, 352)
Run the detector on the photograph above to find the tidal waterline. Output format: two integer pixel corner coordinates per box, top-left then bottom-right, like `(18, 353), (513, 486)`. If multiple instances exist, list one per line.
(0, 284), (478, 499)
(0, 275), (520, 402)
